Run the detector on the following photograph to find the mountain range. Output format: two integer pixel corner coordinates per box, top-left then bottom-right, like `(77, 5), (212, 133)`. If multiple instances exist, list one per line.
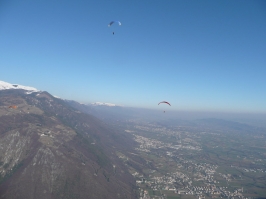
(0, 81), (138, 199)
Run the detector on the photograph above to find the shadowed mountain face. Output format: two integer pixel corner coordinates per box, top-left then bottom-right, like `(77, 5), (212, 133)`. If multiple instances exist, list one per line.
(0, 90), (138, 199)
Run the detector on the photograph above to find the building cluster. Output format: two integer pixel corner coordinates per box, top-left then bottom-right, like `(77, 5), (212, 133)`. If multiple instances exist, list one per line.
(127, 123), (264, 199)
(134, 134), (201, 154)
(231, 165), (266, 173)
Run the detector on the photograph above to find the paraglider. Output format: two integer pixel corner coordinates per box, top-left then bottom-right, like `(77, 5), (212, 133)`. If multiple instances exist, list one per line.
(108, 21), (121, 35)
(158, 101), (171, 113)
(158, 101), (171, 106)
(108, 21), (122, 27)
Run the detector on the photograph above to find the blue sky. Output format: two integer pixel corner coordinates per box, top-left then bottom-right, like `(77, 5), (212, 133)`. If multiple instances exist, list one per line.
(1, 0), (266, 113)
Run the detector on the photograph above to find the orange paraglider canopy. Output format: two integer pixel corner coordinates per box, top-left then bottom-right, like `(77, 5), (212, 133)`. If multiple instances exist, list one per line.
(8, 105), (17, 109)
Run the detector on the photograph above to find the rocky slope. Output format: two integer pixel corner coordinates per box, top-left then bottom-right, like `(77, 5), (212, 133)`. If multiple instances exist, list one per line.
(0, 89), (137, 199)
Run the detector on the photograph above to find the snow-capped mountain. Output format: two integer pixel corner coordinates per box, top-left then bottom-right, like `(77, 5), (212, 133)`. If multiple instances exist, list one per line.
(0, 80), (39, 94)
(91, 102), (117, 107)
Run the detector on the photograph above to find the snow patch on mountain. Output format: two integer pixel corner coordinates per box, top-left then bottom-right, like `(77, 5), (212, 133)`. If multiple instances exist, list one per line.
(0, 80), (39, 93)
(53, 95), (61, 99)
(91, 102), (117, 107)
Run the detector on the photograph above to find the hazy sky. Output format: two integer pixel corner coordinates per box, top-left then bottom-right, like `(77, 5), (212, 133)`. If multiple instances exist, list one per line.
(1, 0), (266, 112)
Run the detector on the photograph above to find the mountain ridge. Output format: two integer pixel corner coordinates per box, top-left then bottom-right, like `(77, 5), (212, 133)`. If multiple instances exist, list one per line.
(0, 84), (138, 199)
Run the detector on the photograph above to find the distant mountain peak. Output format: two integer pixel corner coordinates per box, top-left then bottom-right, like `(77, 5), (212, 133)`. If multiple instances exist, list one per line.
(0, 80), (39, 93)
(91, 102), (118, 107)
